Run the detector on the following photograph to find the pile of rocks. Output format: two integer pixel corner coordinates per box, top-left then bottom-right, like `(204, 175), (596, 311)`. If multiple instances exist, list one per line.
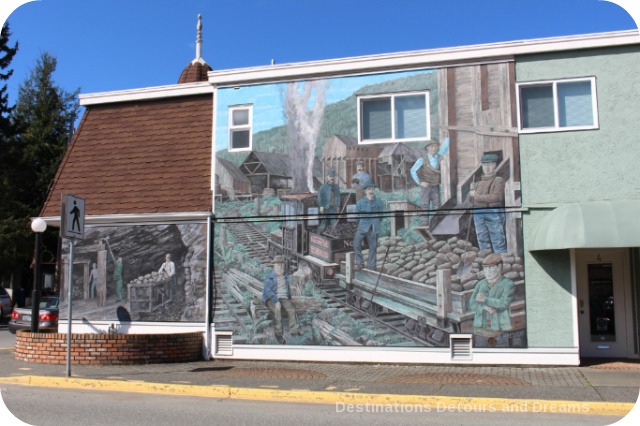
(363, 235), (524, 292)
(128, 271), (170, 287)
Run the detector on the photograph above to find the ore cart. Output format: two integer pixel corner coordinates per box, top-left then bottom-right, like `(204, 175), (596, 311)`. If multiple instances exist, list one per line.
(127, 272), (172, 315)
(267, 192), (356, 283)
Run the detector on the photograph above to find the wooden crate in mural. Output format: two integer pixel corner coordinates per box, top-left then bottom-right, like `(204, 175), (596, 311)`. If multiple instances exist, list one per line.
(127, 272), (172, 314)
(308, 225), (358, 263)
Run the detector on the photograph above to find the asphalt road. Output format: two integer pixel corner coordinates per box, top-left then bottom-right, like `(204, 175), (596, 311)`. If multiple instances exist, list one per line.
(0, 385), (625, 426)
(0, 326), (16, 349)
(0, 324), (636, 425)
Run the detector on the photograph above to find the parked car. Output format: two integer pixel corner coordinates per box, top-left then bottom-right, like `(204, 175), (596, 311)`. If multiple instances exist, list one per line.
(8, 296), (59, 333)
(0, 287), (12, 323)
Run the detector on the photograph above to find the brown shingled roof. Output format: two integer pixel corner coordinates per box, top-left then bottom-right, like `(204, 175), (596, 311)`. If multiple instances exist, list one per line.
(40, 94), (213, 217)
(178, 61), (213, 84)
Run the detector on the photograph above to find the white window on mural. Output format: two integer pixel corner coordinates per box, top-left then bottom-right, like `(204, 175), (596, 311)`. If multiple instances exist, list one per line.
(358, 91), (430, 144)
(517, 77), (598, 133)
(228, 105), (252, 151)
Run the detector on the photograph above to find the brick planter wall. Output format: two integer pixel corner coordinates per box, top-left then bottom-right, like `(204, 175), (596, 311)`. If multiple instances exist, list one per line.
(14, 330), (203, 365)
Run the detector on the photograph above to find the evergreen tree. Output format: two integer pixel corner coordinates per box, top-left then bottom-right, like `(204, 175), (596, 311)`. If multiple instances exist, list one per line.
(10, 51), (79, 211)
(0, 50), (79, 281)
(0, 23), (19, 205)
(0, 22), (24, 282)
(0, 23), (18, 136)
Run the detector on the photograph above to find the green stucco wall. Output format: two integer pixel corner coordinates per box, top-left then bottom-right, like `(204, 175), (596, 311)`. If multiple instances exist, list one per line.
(517, 45), (640, 205)
(516, 45), (640, 348)
(521, 210), (575, 347)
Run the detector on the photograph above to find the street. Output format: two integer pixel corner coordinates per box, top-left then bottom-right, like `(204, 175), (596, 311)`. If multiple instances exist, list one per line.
(0, 385), (625, 426)
(0, 326), (635, 425)
(0, 324), (16, 349)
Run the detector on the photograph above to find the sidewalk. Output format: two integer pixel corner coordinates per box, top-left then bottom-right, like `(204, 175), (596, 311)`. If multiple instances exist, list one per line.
(0, 346), (638, 417)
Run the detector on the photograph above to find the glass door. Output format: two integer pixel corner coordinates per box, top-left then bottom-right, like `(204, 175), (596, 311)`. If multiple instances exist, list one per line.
(576, 249), (631, 358)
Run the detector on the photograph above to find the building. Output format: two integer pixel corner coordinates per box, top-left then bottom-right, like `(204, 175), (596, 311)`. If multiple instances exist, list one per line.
(39, 23), (639, 365)
(516, 39), (640, 359)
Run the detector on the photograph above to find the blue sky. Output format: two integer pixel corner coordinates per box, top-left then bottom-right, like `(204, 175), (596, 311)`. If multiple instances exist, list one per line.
(0, 0), (637, 109)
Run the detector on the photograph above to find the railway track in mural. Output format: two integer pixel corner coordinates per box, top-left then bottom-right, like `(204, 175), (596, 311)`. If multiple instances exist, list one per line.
(316, 282), (429, 346)
(216, 207), (431, 346)
(217, 266), (428, 347)
(212, 271), (257, 344)
(218, 205), (272, 266)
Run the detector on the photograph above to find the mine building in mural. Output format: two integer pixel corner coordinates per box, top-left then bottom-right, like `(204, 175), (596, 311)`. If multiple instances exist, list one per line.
(35, 19), (640, 365)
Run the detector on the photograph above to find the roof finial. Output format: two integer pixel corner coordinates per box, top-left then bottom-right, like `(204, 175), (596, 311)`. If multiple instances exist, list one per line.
(196, 14), (203, 62)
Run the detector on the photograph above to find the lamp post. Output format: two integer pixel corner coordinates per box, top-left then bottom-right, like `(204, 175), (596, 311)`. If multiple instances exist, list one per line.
(30, 218), (47, 332)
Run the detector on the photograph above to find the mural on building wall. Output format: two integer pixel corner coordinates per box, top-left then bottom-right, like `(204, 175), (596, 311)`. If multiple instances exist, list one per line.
(213, 63), (527, 348)
(60, 223), (207, 323)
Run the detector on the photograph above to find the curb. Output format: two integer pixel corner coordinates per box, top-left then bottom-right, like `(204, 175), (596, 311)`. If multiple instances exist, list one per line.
(0, 375), (634, 417)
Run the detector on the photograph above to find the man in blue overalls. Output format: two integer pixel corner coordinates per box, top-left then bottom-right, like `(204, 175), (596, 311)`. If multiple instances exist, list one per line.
(353, 180), (384, 271)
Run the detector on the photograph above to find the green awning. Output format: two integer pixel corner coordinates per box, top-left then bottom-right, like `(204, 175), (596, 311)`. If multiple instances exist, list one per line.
(530, 200), (640, 251)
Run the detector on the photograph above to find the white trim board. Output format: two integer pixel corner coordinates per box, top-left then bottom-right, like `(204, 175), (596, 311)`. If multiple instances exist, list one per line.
(79, 81), (213, 106)
(218, 346), (580, 366)
(208, 31), (639, 87)
(78, 31), (638, 106)
(38, 212), (212, 227)
(59, 322), (581, 365)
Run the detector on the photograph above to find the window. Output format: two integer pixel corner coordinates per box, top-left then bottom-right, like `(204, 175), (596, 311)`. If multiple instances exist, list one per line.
(358, 91), (430, 144)
(228, 105), (252, 151)
(517, 77), (598, 133)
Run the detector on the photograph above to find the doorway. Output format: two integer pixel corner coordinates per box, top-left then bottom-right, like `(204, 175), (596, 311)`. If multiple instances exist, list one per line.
(576, 249), (633, 358)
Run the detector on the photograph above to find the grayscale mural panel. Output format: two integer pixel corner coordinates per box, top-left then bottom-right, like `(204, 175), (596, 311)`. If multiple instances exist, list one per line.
(60, 223), (207, 322)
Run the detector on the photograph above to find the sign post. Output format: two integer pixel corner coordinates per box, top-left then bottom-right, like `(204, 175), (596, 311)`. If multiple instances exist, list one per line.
(60, 194), (85, 378)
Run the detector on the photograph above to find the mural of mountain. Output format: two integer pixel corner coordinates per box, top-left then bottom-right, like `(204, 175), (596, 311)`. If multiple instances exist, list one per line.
(216, 71), (439, 165)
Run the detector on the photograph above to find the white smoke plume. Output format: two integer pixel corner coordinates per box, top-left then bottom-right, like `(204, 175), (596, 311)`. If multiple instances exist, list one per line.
(284, 81), (326, 193)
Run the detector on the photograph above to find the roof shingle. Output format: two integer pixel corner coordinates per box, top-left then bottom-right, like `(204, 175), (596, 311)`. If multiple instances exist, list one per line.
(41, 94), (213, 217)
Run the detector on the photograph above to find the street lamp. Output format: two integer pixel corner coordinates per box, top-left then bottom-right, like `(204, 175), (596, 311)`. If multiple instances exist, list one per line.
(30, 218), (47, 332)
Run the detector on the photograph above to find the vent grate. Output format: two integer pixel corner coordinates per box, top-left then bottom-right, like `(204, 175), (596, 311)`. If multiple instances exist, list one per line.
(450, 334), (473, 360)
(214, 331), (233, 356)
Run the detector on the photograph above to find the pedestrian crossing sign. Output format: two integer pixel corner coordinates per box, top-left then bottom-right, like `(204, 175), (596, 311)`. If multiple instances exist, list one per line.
(61, 194), (85, 240)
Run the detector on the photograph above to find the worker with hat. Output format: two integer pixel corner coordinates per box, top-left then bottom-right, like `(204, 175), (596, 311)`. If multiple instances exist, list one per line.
(353, 180), (384, 271)
(351, 160), (371, 201)
(317, 170), (341, 234)
(468, 153), (507, 253)
(261, 255), (300, 343)
(410, 135), (450, 227)
(468, 253), (516, 342)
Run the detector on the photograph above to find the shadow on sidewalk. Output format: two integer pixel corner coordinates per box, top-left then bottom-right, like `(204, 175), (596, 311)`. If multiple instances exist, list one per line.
(580, 357), (640, 369)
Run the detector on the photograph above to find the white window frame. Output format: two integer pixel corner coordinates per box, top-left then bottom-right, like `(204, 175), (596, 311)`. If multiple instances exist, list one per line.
(357, 91), (431, 144)
(516, 77), (599, 134)
(228, 104), (253, 152)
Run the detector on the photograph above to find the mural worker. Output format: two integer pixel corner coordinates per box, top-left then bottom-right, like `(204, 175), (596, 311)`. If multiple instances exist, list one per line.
(158, 253), (177, 299)
(351, 160), (371, 201)
(468, 153), (507, 253)
(410, 136), (450, 228)
(317, 169), (341, 234)
(468, 253), (516, 345)
(89, 262), (98, 299)
(261, 255), (300, 343)
(353, 180), (384, 271)
(106, 240), (125, 301)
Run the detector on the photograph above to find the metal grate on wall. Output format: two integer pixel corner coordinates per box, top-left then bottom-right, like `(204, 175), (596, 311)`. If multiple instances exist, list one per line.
(450, 334), (473, 360)
(214, 331), (233, 356)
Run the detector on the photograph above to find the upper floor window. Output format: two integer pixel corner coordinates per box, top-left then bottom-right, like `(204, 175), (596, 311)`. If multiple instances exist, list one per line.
(517, 77), (598, 133)
(228, 105), (252, 151)
(357, 91), (430, 144)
